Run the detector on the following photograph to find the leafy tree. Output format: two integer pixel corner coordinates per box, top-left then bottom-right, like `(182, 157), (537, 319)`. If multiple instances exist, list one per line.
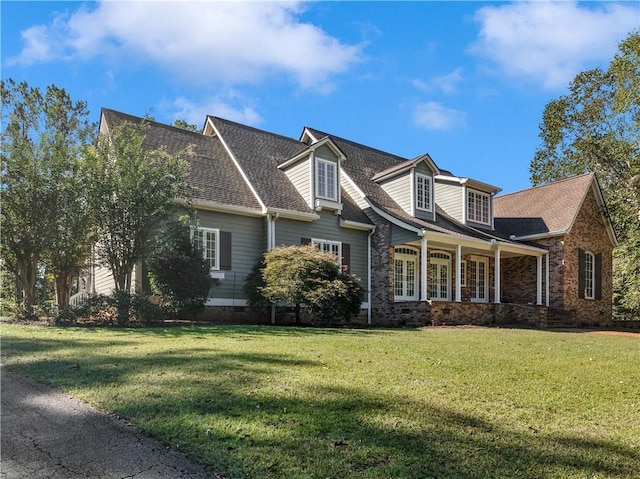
(248, 245), (364, 324)
(530, 30), (640, 317)
(173, 119), (199, 132)
(148, 217), (212, 317)
(85, 119), (191, 321)
(1, 79), (94, 317)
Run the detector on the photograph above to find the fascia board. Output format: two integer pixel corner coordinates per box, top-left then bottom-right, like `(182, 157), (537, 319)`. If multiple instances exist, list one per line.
(209, 121), (267, 212)
(435, 175), (502, 194)
(339, 218), (376, 231)
(265, 207), (320, 222)
(510, 231), (566, 242)
(368, 203), (422, 234)
(175, 198), (263, 217)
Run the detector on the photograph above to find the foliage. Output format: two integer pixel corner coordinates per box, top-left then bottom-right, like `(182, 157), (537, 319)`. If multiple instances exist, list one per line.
(3, 325), (639, 479)
(147, 217), (212, 317)
(1, 79), (95, 318)
(66, 291), (165, 326)
(530, 30), (640, 316)
(85, 119), (191, 312)
(173, 119), (199, 132)
(250, 245), (364, 323)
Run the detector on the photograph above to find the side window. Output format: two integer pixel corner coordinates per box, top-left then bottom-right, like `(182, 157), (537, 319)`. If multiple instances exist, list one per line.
(193, 228), (232, 271)
(578, 249), (602, 300)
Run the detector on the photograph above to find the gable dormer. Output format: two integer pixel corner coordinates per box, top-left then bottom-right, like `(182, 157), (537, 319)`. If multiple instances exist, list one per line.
(372, 154), (439, 222)
(434, 173), (501, 230)
(279, 136), (346, 213)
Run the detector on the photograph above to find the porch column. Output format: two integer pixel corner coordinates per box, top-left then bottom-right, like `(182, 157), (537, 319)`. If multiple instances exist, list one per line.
(455, 244), (462, 302)
(494, 247), (501, 304)
(545, 253), (550, 307)
(536, 255), (543, 305)
(421, 235), (428, 301)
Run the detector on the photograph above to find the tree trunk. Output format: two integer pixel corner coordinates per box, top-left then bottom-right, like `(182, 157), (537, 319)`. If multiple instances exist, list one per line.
(54, 272), (74, 309)
(17, 256), (39, 319)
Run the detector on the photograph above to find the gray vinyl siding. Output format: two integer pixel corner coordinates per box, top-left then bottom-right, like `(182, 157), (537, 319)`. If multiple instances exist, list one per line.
(435, 181), (463, 221)
(380, 174), (412, 215)
(282, 157), (312, 208)
(391, 223), (420, 245)
(196, 209), (265, 303)
(314, 144), (338, 162)
(274, 211), (369, 290)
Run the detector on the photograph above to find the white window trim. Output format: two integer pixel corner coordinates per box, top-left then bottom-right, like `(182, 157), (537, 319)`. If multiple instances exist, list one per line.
(584, 250), (595, 300)
(311, 238), (342, 263)
(315, 158), (338, 202)
(394, 246), (419, 302)
(460, 260), (467, 287)
(194, 227), (220, 271)
(467, 189), (491, 226)
(415, 173), (433, 212)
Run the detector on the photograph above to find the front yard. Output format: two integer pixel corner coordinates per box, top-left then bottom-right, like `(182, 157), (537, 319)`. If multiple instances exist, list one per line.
(1, 324), (638, 478)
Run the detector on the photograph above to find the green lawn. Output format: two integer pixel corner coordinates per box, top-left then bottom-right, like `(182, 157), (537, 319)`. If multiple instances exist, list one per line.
(1, 324), (638, 478)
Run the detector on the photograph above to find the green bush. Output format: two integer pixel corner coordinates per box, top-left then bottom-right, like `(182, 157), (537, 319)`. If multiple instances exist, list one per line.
(247, 245), (364, 324)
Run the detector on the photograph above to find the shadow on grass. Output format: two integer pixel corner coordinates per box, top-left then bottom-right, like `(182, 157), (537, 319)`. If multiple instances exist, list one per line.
(3, 328), (638, 479)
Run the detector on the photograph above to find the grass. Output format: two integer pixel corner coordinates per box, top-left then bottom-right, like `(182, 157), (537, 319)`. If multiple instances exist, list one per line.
(1, 324), (639, 478)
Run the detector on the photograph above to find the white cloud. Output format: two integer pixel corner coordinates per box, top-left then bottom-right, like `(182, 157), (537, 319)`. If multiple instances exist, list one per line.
(9, 1), (362, 91)
(169, 95), (262, 127)
(471, 1), (638, 89)
(413, 102), (466, 131)
(413, 68), (464, 95)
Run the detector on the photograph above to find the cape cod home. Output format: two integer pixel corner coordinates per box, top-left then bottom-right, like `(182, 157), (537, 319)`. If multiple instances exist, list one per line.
(85, 109), (616, 327)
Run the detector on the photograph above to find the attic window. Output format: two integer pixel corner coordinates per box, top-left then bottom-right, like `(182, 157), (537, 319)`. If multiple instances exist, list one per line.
(415, 174), (432, 212)
(467, 189), (490, 225)
(316, 158), (337, 201)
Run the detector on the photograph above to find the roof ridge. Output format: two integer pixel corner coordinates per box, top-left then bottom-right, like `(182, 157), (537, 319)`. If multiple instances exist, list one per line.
(496, 172), (594, 199)
(210, 116), (304, 146)
(304, 126), (410, 163)
(102, 108), (206, 138)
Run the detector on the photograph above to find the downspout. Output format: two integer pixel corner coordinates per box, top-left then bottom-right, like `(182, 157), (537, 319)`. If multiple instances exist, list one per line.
(269, 212), (280, 324)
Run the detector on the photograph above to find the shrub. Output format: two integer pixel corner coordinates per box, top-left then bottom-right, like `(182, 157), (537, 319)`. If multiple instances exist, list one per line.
(247, 245), (364, 324)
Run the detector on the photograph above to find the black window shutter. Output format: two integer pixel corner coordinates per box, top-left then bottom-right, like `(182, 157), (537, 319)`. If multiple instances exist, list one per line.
(595, 253), (603, 300)
(342, 243), (351, 272)
(220, 232), (232, 270)
(301, 237), (311, 246)
(578, 249), (585, 299)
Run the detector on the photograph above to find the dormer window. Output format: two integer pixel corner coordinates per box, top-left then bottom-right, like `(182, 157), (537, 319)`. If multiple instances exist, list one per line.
(316, 158), (337, 201)
(467, 189), (490, 225)
(415, 174), (433, 212)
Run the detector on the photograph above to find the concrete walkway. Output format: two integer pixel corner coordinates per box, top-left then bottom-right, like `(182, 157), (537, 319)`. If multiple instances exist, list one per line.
(1, 368), (222, 478)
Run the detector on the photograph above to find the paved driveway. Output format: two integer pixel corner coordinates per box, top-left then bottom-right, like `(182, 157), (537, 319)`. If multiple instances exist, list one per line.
(1, 368), (222, 478)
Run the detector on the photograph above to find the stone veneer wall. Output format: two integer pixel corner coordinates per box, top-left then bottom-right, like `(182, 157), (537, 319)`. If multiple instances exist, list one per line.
(430, 301), (546, 328)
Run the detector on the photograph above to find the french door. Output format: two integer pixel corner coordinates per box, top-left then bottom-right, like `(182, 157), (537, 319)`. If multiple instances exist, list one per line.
(469, 256), (489, 302)
(429, 252), (451, 301)
(394, 247), (418, 301)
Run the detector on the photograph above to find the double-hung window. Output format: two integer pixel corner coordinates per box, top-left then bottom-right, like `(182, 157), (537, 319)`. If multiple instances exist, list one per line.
(467, 189), (490, 225)
(316, 158), (337, 201)
(415, 174), (432, 212)
(584, 251), (595, 300)
(194, 227), (220, 270)
(312, 238), (341, 263)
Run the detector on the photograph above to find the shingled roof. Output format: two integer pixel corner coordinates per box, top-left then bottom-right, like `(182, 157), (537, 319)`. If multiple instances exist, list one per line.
(101, 109), (262, 211)
(493, 173), (596, 238)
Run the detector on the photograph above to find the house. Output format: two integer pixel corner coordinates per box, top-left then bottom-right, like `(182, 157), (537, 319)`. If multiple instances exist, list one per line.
(88, 108), (617, 327)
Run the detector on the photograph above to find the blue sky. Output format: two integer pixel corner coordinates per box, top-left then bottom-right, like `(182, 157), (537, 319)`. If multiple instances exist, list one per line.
(2, 1), (639, 193)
